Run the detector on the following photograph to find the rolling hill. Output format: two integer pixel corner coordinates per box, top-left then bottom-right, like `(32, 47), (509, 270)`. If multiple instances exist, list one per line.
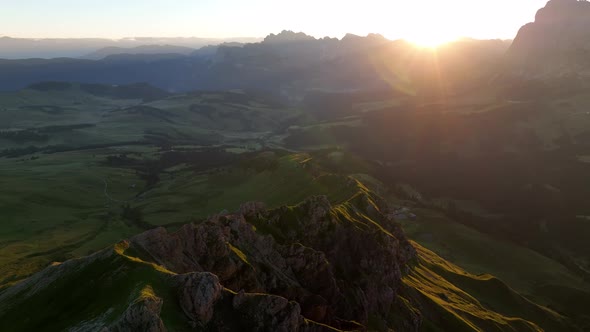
(2, 78), (590, 330)
(82, 45), (198, 60)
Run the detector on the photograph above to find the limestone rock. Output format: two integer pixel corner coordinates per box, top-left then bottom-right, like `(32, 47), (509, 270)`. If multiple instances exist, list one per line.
(125, 193), (418, 330)
(109, 292), (166, 332)
(172, 272), (223, 326)
(232, 290), (303, 332)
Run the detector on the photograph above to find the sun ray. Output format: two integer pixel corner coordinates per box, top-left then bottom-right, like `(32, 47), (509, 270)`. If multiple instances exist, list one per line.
(404, 32), (458, 48)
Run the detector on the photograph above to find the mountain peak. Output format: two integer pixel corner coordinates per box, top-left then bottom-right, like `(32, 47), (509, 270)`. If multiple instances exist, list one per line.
(509, 0), (590, 73)
(342, 32), (386, 41)
(535, 0), (590, 22)
(263, 30), (316, 44)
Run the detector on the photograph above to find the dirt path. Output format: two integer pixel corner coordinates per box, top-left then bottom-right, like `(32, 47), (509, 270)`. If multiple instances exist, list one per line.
(100, 177), (137, 204)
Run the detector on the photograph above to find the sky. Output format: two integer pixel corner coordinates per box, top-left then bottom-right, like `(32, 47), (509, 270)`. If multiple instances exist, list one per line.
(0, 0), (549, 42)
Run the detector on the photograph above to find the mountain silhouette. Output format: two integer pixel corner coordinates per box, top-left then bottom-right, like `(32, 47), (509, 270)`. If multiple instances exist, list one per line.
(509, 0), (590, 74)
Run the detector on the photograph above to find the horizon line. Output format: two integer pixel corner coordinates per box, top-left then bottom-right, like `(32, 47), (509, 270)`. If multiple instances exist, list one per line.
(0, 33), (514, 43)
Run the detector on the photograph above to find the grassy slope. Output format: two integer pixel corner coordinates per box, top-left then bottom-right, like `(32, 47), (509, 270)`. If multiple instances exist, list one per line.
(0, 87), (301, 285)
(0, 151), (358, 287)
(0, 148), (146, 285)
(405, 242), (572, 332)
(2, 86), (590, 330)
(0, 242), (189, 332)
(348, 173), (590, 329)
(0, 87), (139, 149)
(0, 87), (296, 152)
(398, 209), (590, 322)
(139, 154), (356, 225)
(0, 185), (574, 332)
(0, 239), (345, 332)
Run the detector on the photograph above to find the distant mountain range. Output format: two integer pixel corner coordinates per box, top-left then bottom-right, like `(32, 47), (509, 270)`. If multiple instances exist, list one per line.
(4, 0), (590, 93)
(2, 0), (590, 90)
(81, 45), (198, 60)
(0, 31), (511, 95)
(0, 36), (261, 59)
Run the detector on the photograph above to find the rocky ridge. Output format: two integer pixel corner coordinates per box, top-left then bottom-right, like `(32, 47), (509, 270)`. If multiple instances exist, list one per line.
(509, 0), (590, 74)
(0, 186), (422, 331)
(0, 184), (572, 331)
(126, 192), (419, 330)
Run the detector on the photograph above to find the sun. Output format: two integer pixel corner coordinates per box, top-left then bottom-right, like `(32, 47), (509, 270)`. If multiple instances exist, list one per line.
(403, 31), (458, 48)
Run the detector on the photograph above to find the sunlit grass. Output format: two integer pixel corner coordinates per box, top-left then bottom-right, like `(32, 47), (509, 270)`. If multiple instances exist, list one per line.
(404, 242), (567, 332)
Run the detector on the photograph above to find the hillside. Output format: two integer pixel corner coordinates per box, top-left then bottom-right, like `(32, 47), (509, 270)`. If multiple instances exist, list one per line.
(0, 186), (573, 331)
(0, 84), (306, 285)
(2, 81), (590, 330)
(82, 45), (197, 60)
(509, 0), (590, 74)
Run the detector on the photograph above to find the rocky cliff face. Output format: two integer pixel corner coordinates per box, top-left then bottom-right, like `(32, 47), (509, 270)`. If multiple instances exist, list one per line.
(509, 0), (590, 74)
(127, 193), (418, 330)
(106, 288), (167, 332)
(0, 187), (420, 331)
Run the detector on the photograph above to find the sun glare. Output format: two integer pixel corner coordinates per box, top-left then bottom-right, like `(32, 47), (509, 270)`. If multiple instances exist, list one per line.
(404, 31), (458, 48)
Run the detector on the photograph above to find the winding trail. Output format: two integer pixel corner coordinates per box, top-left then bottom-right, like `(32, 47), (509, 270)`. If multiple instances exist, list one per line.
(102, 178), (134, 203)
(92, 176), (154, 230)
(93, 176), (138, 204)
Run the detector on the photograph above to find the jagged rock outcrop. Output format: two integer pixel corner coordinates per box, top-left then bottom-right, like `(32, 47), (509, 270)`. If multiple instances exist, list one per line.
(172, 272), (223, 327)
(239, 201), (267, 218)
(107, 288), (167, 332)
(231, 290), (302, 331)
(170, 272), (307, 331)
(1, 189), (575, 331)
(263, 30), (316, 44)
(278, 244), (338, 322)
(509, 0), (590, 74)
(0, 187), (420, 331)
(129, 193), (418, 330)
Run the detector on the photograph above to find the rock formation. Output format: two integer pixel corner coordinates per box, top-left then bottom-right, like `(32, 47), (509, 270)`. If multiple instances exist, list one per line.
(172, 273), (222, 327)
(263, 30), (317, 44)
(0, 189), (575, 331)
(107, 289), (167, 332)
(509, 0), (590, 73)
(128, 193), (418, 330)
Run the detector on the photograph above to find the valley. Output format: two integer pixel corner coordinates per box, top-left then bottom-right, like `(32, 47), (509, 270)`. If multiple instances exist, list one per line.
(2, 1), (590, 330)
(1, 73), (590, 330)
